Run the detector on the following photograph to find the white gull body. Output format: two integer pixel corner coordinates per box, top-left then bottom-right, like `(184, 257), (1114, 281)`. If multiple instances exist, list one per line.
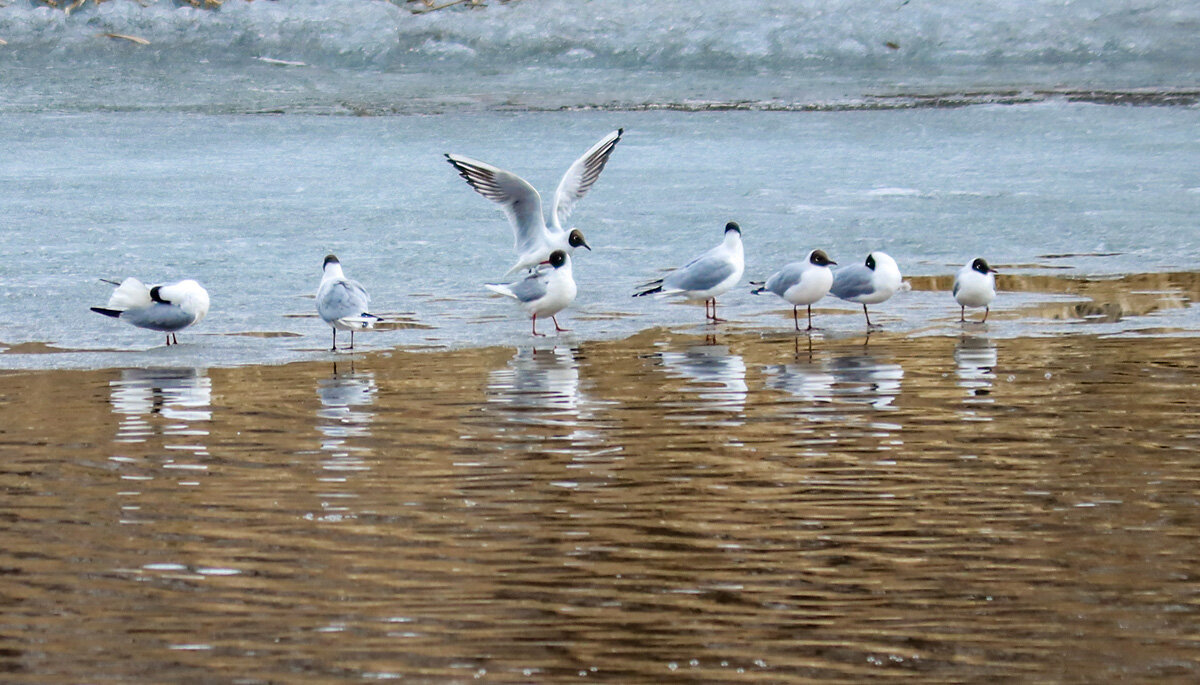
(91, 277), (210, 345)
(752, 248), (836, 330)
(830, 251), (902, 327)
(634, 222), (745, 323)
(953, 257), (998, 322)
(486, 249), (577, 336)
(317, 254), (380, 351)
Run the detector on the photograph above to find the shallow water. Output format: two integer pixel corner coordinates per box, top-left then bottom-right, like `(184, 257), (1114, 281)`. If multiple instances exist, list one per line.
(2, 330), (1199, 681)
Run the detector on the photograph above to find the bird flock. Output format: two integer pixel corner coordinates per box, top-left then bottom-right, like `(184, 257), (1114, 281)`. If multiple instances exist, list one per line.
(90, 128), (999, 349)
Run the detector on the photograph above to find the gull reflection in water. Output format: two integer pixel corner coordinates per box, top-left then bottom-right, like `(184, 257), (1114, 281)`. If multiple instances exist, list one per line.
(657, 343), (748, 422)
(763, 349), (836, 406)
(486, 346), (597, 425)
(813, 350), (908, 451)
(314, 365), (378, 521)
(317, 365), (378, 451)
(955, 335), (998, 414)
(828, 351), (905, 411)
(110, 367), (212, 452)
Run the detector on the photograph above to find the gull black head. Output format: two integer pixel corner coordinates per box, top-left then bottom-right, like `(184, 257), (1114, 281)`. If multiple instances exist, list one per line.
(568, 229), (591, 251)
(809, 249), (836, 267)
(724, 221), (741, 235)
(546, 250), (569, 269)
(971, 257), (996, 274)
(323, 254), (340, 269)
(865, 253), (877, 270)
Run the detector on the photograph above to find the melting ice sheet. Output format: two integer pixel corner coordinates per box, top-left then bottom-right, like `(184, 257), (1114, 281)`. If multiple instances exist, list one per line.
(1, 104), (1199, 369)
(0, 0), (1198, 113)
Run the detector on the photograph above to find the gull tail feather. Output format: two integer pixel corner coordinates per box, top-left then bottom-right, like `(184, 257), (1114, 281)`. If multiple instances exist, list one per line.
(106, 277), (151, 310)
(337, 315), (379, 330)
(632, 279), (664, 298)
(485, 283), (516, 299)
(90, 307), (123, 319)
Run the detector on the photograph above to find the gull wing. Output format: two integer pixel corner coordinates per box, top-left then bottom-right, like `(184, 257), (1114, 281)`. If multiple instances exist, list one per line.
(550, 128), (623, 231)
(664, 248), (736, 294)
(487, 266), (550, 304)
(446, 154), (547, 254)
(122, 303), (196, 332)
(318, 279), (371, 322)
(506, 270), (551, 304)
(763, 262), (807, 297)
(830, 265), (875, 300)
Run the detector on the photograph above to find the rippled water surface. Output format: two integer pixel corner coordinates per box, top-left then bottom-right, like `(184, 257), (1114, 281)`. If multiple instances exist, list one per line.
(3, 331), (1198, 681)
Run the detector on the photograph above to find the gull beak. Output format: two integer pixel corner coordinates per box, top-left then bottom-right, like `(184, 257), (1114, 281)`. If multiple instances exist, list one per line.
(828, 259), (838, 265)
(581, 240), (592, 251)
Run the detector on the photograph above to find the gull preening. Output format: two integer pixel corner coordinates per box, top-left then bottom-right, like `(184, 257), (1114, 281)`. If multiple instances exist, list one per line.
(751, 249), (837, 331)
(445, 129), (623, 275)
(317, 254), (381, 351)
(91, 277), (210, 345)
(953, 257), (998, 323)
(830, 251), (903, 328)
(485, 249), (577, 337)
(634, 221), (745, 323)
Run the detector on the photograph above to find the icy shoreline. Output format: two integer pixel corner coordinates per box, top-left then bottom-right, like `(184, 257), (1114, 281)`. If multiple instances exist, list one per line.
(3, 0), (1198, 74)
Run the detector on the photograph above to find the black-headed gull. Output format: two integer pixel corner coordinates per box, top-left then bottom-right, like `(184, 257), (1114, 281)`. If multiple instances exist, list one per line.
(953, 257), (998, 323)
(751, 249), (837, 331)
(485, 249), (577, 337)
(830, 251), (903, 328)
(634, 222), (745, 323)
(91, 277), (210, 345)
(445, 129), (622, 275)
(317, 254), (381, 351)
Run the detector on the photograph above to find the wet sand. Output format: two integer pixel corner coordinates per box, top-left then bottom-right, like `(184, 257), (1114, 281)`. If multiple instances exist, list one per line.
(1, 326), (1199, 682)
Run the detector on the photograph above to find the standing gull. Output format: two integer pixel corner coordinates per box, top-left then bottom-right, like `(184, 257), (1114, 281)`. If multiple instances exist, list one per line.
(953, 257), (998, 323)
(486, 249), (577, 337)
(634, 222), (745, 323)
(830, 251), (902, 328)
(317, 254), (381, 351)
(445, 129), (622, 274)
(751, 249), (837, 331)
(91, 277), (210, 345)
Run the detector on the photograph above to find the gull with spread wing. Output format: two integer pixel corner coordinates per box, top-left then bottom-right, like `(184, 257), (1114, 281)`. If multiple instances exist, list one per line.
(446, 129), (623, 274)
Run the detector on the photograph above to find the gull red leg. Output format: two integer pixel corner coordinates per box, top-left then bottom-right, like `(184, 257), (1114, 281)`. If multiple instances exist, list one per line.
(709, 298), (726, 323)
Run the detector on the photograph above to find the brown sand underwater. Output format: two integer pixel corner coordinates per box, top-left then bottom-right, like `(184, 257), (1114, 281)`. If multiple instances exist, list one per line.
(1, 327), (1198, 682)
